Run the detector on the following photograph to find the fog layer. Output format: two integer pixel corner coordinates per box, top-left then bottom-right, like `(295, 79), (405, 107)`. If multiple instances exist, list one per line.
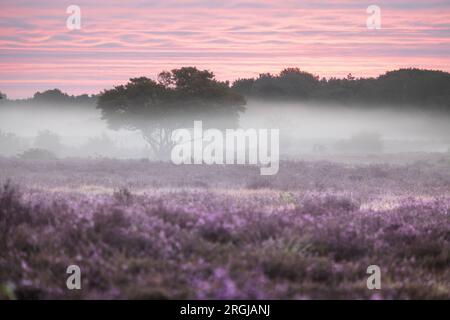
(1, 101), (449, 159)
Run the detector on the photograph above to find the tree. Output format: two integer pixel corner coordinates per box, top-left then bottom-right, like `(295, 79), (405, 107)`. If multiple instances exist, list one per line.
(374, 68), (450, 108)
(231, 68), (320, 99)
(277, 68), (320, 99)
(231, 78), (255, 97)
(33, 89), (71, 104)
(97, 67), (246, 159)
(31, 89), (97, 106)
(231, 68), (450, 110)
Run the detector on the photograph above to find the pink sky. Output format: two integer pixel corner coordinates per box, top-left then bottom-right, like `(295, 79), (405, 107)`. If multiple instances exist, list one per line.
(1, 0), (449, 98)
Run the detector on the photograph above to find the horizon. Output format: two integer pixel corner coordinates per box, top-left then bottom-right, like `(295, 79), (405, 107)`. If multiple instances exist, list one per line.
(1, 0), (449, 99)
(2, 66), (449, 101)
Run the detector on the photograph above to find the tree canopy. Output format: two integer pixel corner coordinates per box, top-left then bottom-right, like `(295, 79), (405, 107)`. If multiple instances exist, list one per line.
(32, 89), (96, 105)
(97, 67), (246, 159)
(2, 67), (449, 110)
(1, 89), (97, 107)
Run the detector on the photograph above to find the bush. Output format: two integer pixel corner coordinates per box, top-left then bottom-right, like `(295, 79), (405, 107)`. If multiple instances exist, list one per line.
(298, 195), (360, 216)
(113, 187), (133, 204)
(0, 131), (28, 157)
(18, 148), (57, 160)
(0, 181), (30, 250)
(33, 130), (62, 154)
(335, 131), (383, 154)
(246, 177), (273, 189)
(78, 134), (118, 157)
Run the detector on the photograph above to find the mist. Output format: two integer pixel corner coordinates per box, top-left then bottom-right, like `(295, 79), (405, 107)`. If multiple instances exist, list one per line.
(240, 101), (450, 155)
(1, 100), (450, 159)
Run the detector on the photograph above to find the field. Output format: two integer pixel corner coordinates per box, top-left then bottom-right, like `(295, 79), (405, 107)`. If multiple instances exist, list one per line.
(0, 154), (449, 299)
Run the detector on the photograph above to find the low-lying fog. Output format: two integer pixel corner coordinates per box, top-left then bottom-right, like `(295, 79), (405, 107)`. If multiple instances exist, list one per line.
(1, 101), (450, 159)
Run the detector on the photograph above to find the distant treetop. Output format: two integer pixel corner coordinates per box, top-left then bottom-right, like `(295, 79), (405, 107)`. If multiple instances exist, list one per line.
(32, 89), (97, 105)
(232, 68), (450, 109)
(2, 88), (97, 106)
(2, 67), (450, 110)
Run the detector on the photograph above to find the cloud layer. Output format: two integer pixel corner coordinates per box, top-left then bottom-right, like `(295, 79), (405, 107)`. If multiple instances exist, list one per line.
(1, 0), (449, 98)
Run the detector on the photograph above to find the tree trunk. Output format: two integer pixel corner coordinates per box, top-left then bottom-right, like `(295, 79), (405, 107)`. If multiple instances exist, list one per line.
(142, 127), (174, 161)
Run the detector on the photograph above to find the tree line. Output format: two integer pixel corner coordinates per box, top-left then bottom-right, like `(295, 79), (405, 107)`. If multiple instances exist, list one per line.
(232, 68), (450, 109)
(0, 89), (96, 106)
(1, 67), (449, 159)
(1, 67), (449, 109)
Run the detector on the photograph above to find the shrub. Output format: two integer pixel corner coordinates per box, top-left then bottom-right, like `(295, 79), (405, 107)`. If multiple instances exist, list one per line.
(298, 195), (359, 216)
(113, 187), (133, 204)
(335, 131), (384, 154)
(18, 148), (57, 160)
(0, 131), (28, 157)
(33, 130), (62, 154)
(0, 181), (30, 250)
(246, 177), (273, 189)
(78, 134), (118, 157)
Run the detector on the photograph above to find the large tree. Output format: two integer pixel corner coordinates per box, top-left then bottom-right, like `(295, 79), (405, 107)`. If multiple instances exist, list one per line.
(97, 67), (246, 159)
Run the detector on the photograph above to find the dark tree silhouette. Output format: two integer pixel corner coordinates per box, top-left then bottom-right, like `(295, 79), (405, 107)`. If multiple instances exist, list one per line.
(33, 89), (71, 103)
(233, 68), (319, 100)
(97, 67), (246, 159)
(32, 89), (96, 106)
(232, 68), (450, 110)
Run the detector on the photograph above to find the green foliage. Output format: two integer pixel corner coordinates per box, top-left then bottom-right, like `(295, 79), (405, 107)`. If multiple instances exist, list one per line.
(0, 282), (17, 300)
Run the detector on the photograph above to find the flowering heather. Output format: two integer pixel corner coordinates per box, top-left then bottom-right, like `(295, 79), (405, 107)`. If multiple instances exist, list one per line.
(0, 155), (449, 299)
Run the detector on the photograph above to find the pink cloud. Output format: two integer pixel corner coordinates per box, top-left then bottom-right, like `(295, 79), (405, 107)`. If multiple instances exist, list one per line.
(0, 0), (449, 98)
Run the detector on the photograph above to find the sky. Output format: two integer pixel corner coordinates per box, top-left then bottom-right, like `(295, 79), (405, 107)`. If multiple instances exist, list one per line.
(0, 0), (449, 98)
